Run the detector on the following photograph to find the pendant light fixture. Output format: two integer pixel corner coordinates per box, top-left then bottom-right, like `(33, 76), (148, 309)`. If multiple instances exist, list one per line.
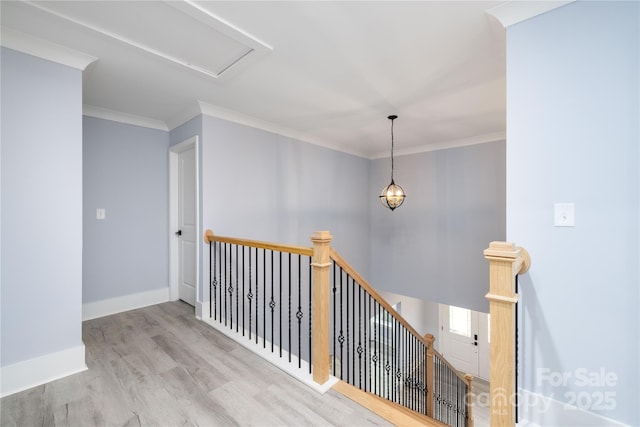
(379, 115), (406, 211)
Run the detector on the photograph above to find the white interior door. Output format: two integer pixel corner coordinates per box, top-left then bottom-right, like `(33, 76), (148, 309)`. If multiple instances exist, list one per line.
(177, 146), (196, 306)
(439, 304), (489, 379)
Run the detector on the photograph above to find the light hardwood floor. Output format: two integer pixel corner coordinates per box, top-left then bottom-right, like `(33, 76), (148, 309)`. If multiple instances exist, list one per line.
(1, 301), (392, 427)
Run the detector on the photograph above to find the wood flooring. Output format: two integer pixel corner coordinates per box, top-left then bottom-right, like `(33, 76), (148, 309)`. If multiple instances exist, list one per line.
(1, 301), (392, 427)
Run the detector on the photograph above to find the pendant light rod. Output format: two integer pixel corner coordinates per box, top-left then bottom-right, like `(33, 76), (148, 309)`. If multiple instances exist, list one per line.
(388, 115), (397, 182)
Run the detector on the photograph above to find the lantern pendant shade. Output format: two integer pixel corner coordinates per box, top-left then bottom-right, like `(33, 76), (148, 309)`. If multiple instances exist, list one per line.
(380, 180), (406, 210)
(379, 115), (406, 211)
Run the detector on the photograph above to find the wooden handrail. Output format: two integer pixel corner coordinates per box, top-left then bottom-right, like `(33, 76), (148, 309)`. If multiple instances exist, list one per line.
(203, 229), (313, 256)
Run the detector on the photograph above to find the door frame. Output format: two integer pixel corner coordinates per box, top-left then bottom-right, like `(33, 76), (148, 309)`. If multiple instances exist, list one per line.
(169, 136), (200, 305)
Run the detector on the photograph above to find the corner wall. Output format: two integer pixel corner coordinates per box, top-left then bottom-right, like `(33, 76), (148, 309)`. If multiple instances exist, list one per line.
(82, 116), (170, 318)
(506, 2), (639, 424)
(1, 47), (86, 394)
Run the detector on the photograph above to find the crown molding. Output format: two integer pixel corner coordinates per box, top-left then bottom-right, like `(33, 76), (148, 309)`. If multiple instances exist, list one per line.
(0, 26), (97, 70)
(370, 131), (506, 160)
(169, 101), (366, 158)
(486, 1), (575, 28)
(83, 105), (169, 131)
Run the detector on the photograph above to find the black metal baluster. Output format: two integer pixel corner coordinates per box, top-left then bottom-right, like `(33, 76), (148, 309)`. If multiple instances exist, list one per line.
(209, 241), (212, 318)
(392, 318), (397, 403)
(396, 320), (401, 404)
(297, 254), (302, 368)
(248, 246), (253, 340)
(422, 340), (426, 414)
(242, 245), (245, 336)
(412, 332), (415, 411)
(345, 270), (350, 384)
(404, 328), (408, 410)
(270, 250), (275, 353)
(262, 249), (265, 348)
(339, 266), (344, 380)
(435, 356), (439, 420)
(219, 242), (223, 322)
(235, 244), (239, 333)
(223, 243), (227, 327)
(402, 327), (406, 408)
(332, 262), (336, 376)
(213, 242), (217, 321)
(288, 253), (291, 362)
(351, 277), (355, 386)
(357, 285), (362, 390)
(365, 292), (369, 393)
(228, 244), (233, 328)
(393, 319), (397, 403)
(220, 243), (224, 323)
(308, 257), (312, 374)
(279, 252), (282, 357)
(411, 334), (415, 412)
(373, 301), (378, 395)
(457, 376), (461, 427)
(448, 364), (453, 424)
(385, 308), (390, 400)
(255, 247), (259, 344)
(515, 274), (519, 424)
(416, 336), (420, 413)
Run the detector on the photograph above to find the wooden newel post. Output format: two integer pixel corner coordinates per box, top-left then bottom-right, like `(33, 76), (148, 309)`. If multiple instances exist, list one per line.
(484, 242), (530, 427)
(311, 231), (333, 385)
(424, 333), (435, 417)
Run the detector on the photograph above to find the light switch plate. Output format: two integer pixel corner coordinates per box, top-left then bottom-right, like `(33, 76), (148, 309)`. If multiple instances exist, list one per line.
(554, 203), (574, 227)
(96, 208), (106, 220)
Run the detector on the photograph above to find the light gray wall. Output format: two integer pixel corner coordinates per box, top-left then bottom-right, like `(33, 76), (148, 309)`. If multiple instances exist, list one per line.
(200, 115), (371, 303)
(370, 141), (506, 313)
(1, 47), (83, 365)
(82, 116), (169, 303)
(169, 115), (202, 148)
(378, 290), (440, 347)
(507, 2), (639, 424)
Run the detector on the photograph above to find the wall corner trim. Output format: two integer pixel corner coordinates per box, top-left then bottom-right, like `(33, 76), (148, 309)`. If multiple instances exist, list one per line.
(0, 345), (87, 397)
(486, 1), (575, 28)
(82, 288), (170, 321)
(0, 26), (97, 70)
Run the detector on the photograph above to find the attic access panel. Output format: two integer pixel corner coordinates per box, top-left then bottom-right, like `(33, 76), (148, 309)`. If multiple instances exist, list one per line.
(27, 0), (272, 78)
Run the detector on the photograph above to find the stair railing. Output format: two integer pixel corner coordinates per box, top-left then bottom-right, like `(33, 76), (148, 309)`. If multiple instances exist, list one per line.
(204, 229), (475, 427)
(328, 246), (473, 426)
(204, 229), (314, 373)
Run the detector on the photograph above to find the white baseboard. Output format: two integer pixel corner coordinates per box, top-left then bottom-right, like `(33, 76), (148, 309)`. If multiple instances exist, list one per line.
(83, 288), (170, 321)
(202, 316), (338, 395)
(519, 388), (629, 427)
(0, 345), (87, 397)
(196, 300), (210, 320)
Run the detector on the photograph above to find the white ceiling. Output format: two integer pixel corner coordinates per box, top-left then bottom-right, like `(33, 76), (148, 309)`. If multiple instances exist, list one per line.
(1, 1), (509, 158)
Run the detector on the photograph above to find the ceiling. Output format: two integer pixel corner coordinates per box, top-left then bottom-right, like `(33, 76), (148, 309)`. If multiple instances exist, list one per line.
(1, 1), (508, 158)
